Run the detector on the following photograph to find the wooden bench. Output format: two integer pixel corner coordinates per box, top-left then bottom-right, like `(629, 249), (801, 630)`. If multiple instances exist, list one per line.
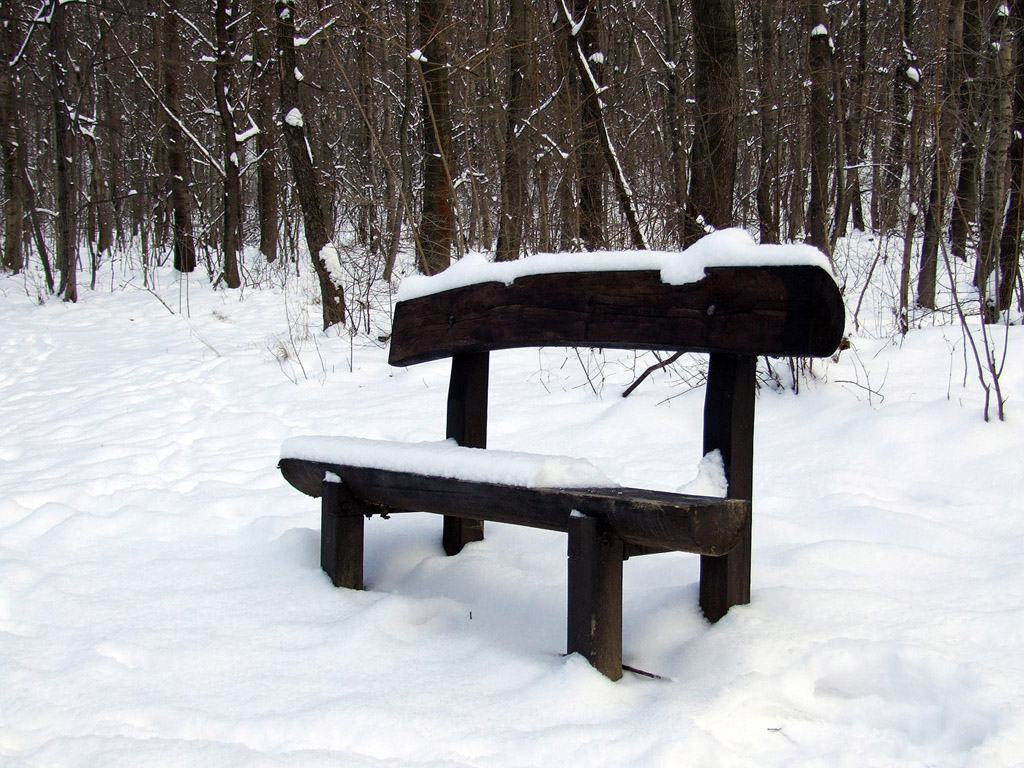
(279, 259), (845, 679)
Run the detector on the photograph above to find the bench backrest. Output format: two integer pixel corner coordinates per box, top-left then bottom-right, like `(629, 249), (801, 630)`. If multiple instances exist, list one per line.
(389, 265), (845, 366)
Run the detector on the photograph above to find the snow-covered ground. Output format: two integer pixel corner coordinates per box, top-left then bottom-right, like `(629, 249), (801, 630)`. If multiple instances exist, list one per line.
(2, 239), (1023, 767)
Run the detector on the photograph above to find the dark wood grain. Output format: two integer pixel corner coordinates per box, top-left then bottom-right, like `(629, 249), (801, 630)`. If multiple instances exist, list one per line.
(389, 265), (845, 366)
(443, 352), (488, 555)
(321, 480), (365, 589)
(699, 353), (756, 622)
(567, 514), (624, 680)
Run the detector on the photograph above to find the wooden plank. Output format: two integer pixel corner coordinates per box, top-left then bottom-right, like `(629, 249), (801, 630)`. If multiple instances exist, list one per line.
(321, 479), (365, 589)
(389, 266), (845, 366)
(699, 353), (756, 622)
(443, 352), (488, 555)
(567, 514), (624, 680)
(279, 458), (750, 556)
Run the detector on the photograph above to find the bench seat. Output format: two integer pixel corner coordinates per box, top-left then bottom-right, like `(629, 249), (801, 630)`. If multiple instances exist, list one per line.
(279, 440), (750, 557)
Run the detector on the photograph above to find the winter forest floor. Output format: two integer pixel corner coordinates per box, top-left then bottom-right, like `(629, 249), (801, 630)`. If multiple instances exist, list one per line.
(2, 233), (1024, 766)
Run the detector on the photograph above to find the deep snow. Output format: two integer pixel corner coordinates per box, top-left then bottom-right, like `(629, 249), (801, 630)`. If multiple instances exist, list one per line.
(2, 238), (1023, 767)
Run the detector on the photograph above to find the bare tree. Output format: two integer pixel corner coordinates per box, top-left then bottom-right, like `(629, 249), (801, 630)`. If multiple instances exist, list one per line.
(755, 0), (780, 244)
(975, 2), (1012, 315)
(47, 0), (78, 301)
(417, 0), (456, 274)
(215, 0), (242, 288)
(919, 0), (965, 309)
(1, 2), (24, 274)
(251, 0), (279, 263)
(806, 0), (833, 257)
(275, 0), (346, 328)
(995, 0), (1024, 317)
(950, 0), (985, 260)
(496, 0), (534, 262)
(685, 0), (739, 245)
(161, 0), (198, 274)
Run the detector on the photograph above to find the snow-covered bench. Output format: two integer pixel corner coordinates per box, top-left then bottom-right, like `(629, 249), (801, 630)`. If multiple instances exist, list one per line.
(279, 231), (846, 680)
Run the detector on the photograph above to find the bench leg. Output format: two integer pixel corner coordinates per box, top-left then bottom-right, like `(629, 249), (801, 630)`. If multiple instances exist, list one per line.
(442, 517), (485, 557)
(567, 513), (623, 680)
(444, 352), (489, 555)
(321, 479), (364, 589)
(700, 353), (755, 622)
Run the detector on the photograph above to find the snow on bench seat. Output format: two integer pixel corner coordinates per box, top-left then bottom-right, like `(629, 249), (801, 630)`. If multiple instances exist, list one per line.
(280, 436), (616, 490)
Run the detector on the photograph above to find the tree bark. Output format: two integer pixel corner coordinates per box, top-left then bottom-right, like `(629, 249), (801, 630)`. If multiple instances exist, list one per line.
(562, 0), (646, 249)
(252, 0), (279, 263)
(1, 5), (24, 274)
(833, 0), (868, 238)
(215, 0), (242, 288)
(49, 0), (77, 301)
(950, 0), (985, 260)
(996, 0), (1024, 317)
(756, 0), (780, 244)
(496, 0), (533, 262)
(276, 0), (346, 328)
(919, 0), (965, 309)
(417, 0), (455, 274)
(874, 0), (913, 235)
(662, 0), (687, 246)
(161, 0), (197, 274)
(806, 0), (832, 257)
(685, 0), (739, 246)
(975, 3), (1012, 316)
(571, 0), (606, 250)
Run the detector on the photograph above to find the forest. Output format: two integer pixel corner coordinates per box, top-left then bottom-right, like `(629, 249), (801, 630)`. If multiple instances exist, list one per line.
(1, 0), (1023, 336)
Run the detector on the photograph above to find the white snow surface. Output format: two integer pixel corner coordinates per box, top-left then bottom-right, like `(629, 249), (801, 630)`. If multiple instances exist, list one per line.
(3, 245), (1024, 767)
(676, 450), (727, 498)
(283, 107), (303, 128)
(397, 228), (832, 300)
(282, 436), (616, 489)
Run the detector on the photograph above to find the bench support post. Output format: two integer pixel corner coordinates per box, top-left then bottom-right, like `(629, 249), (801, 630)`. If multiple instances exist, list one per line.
(444, 352), (489, 555)
(567, 513), (624, 680)
(700, 353), (756, 622)
(321, 479), (365, 589)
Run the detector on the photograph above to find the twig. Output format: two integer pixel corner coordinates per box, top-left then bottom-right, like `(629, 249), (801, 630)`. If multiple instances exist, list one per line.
(622, 351), (683, 397)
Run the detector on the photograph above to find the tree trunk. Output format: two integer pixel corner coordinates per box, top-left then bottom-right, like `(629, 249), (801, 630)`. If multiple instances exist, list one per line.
(756, 0), (780, 244)
(215, 0), (242, 288)
(84, 133), (114, 274)
(975, 3), (1012, 317)
(563, 0), (646, 249)
(875, 0), (913, 235)
(49, 0), (77, 301)
(685, 0), (739, 246)
(806, 0), (832, 257)
(276, 0), (346, 328)
(252, 0), (279, 263)
(0, 5), (24, 274)
(899, 38), (923, 332)
(417, 0), (455, 274)
(996, 0), (1024, 317)
(950, 0), (985, 260)
(161, 0), (197, 274)
(833, 0), (868, 238)
(919, 0), (965, 310)
(663, 0), (687, 245)
(571, 0), (606, 250)
(496, 0), (532, 262)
